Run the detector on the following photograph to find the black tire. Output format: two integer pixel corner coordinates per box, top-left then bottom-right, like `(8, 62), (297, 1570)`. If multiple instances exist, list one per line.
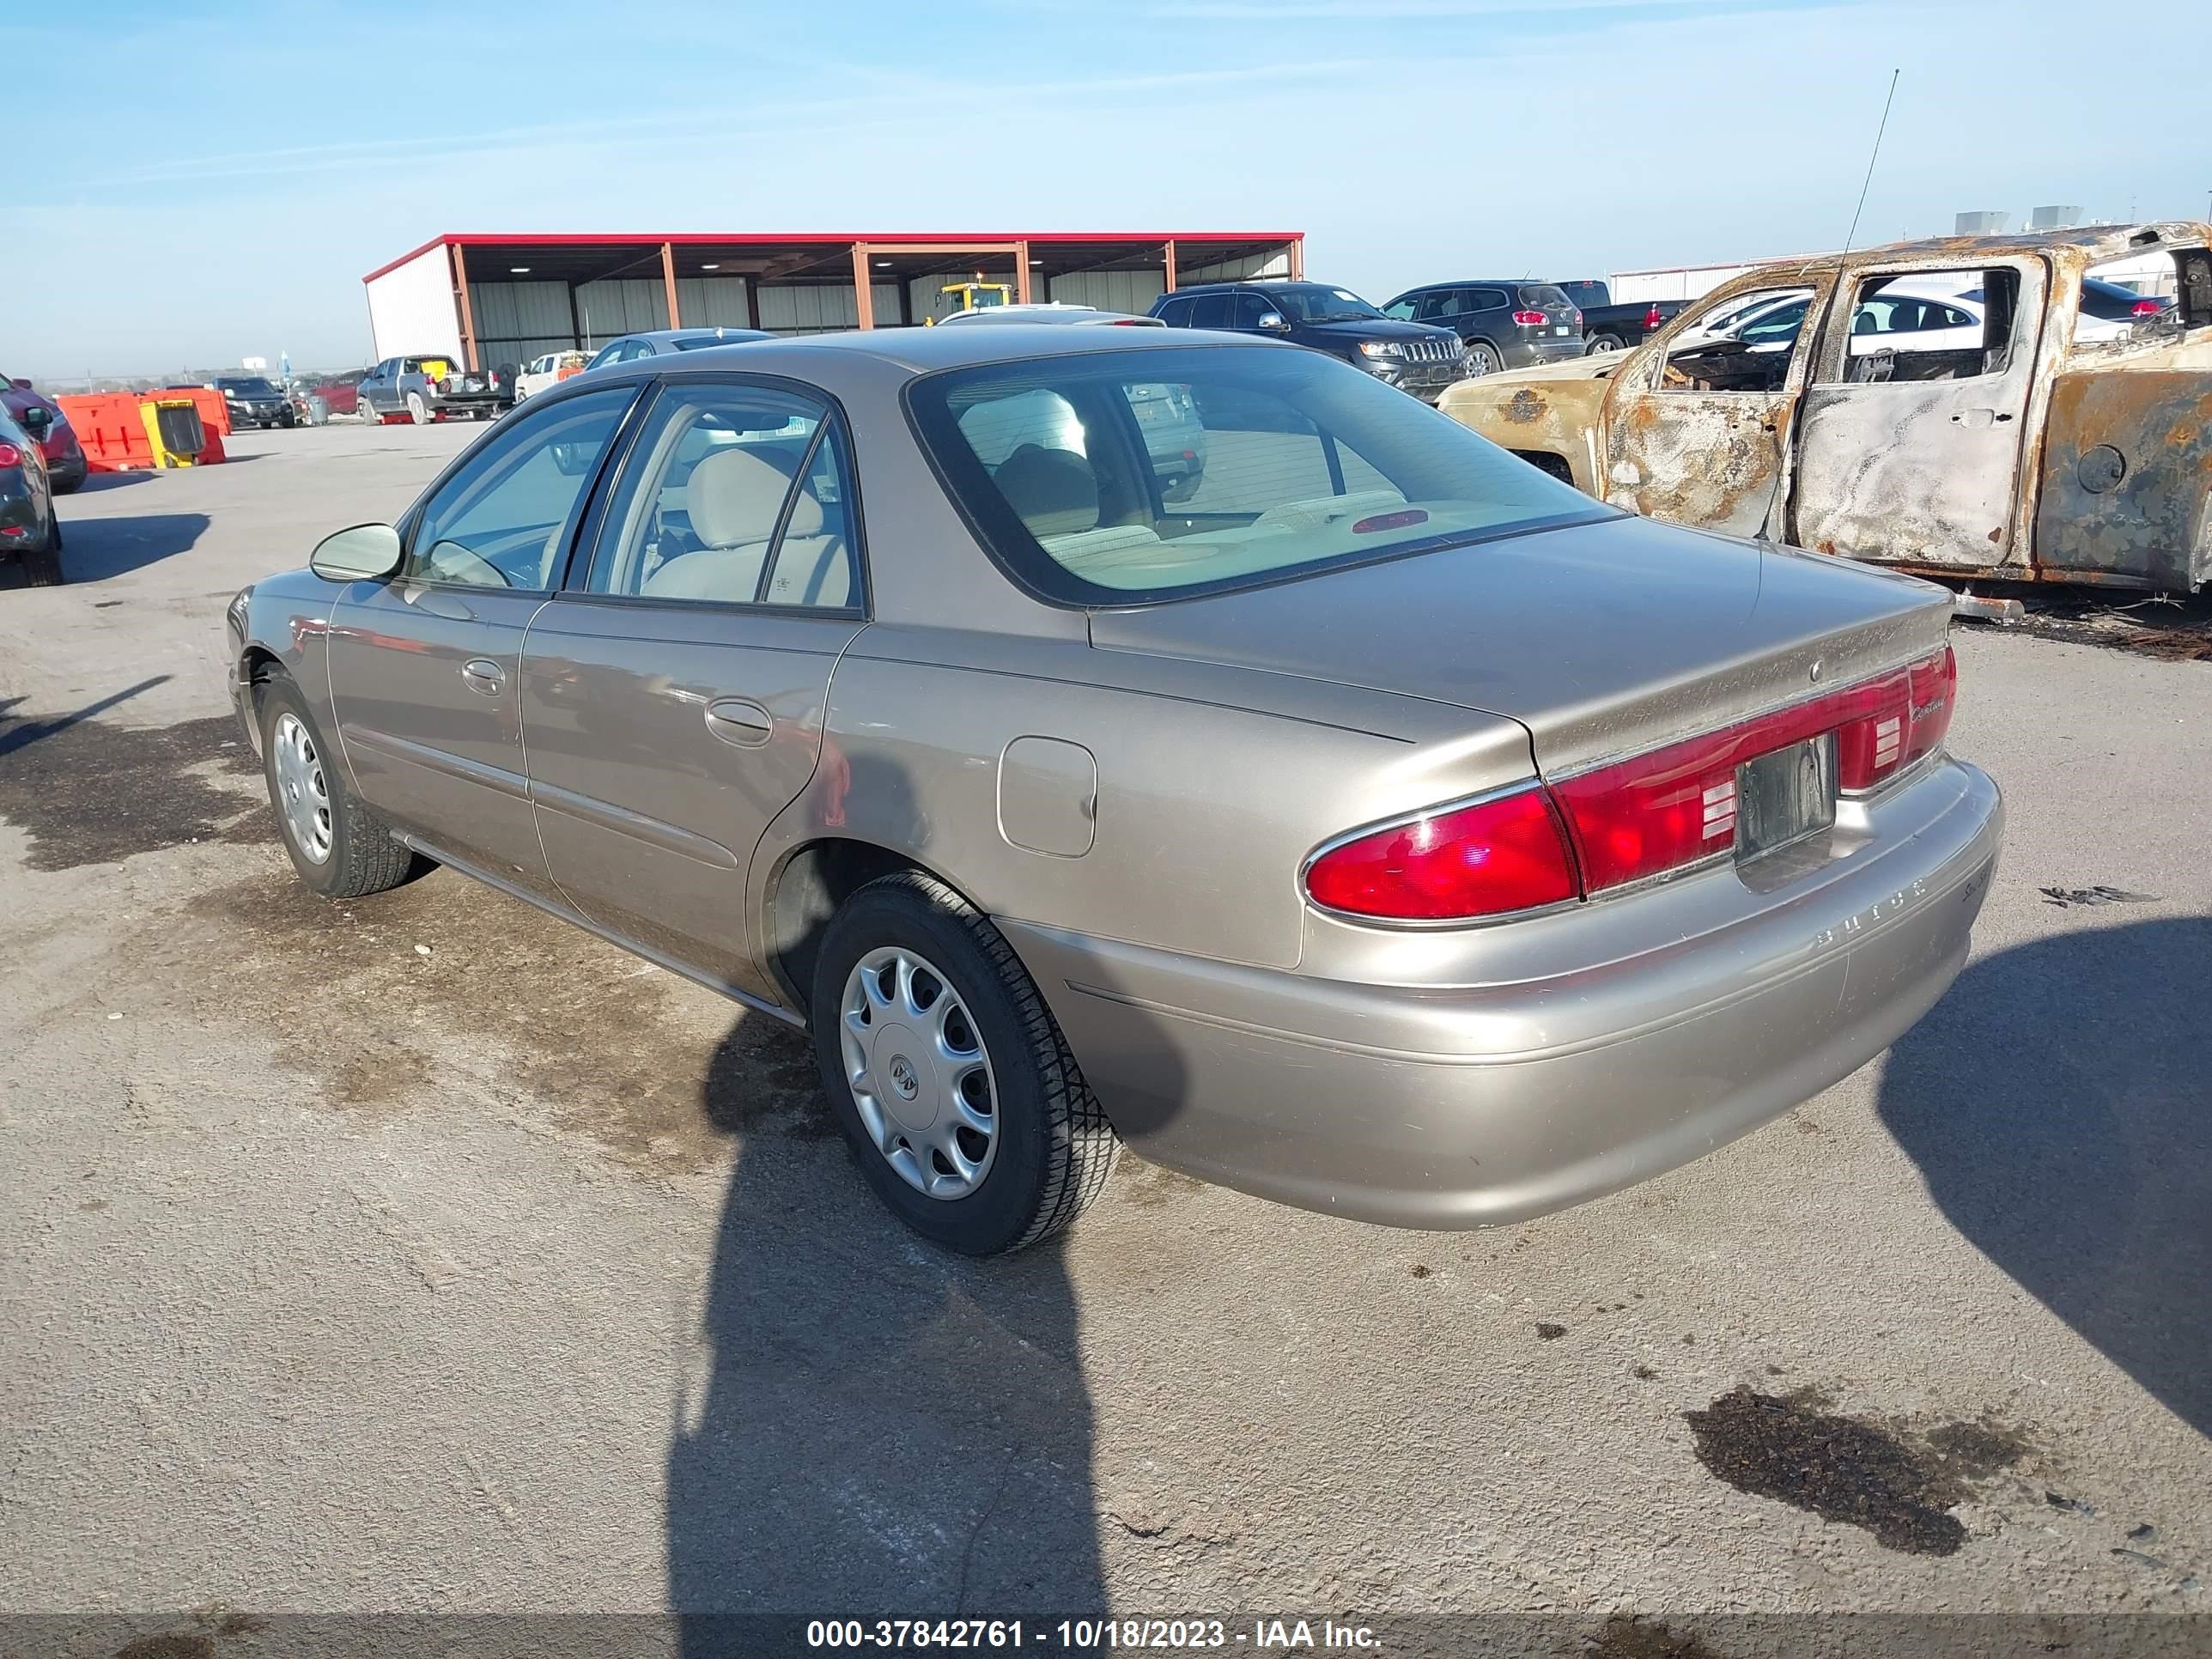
(810, 871), (1118, 1255)
(256, 676), (420, 899)
(22, 516), (63, 586)
(1585, 332), (1626, 355)
(1466, 340), (1503, 376)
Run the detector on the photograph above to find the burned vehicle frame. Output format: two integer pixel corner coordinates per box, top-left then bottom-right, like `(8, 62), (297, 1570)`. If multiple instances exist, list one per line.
(1438, 223), (2212, 593)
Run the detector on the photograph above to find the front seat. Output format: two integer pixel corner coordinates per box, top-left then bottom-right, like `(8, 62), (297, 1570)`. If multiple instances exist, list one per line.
(643, 445), (796, 600)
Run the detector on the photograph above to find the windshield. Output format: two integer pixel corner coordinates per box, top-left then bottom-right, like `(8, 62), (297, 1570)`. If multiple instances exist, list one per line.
(1265, 285), (1385, 325)
(908, 343), (1604, 606)
(218, 377), (280, 395)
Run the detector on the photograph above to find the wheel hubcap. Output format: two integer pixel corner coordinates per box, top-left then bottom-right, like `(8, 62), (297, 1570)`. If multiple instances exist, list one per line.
(841, 946), (997, 1200)
(271, 712), (332, 864)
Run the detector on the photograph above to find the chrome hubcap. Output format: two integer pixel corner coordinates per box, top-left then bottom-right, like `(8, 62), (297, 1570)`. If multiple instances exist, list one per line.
(271, 712), (332, 864)
(841, 946), (997, 1200)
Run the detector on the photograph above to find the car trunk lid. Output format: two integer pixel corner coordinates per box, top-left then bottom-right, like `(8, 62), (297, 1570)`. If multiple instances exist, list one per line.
(1086, 512), (1953, 773)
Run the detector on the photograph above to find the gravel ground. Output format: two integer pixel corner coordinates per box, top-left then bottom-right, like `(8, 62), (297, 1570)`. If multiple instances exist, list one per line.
(2, 422), (2206, 1636)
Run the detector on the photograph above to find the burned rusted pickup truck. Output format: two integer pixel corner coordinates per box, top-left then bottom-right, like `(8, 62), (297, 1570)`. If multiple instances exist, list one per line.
(1440, 224), (2212, 592)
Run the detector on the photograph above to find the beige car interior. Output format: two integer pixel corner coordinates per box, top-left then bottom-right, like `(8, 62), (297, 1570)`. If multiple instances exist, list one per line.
(623, 423), (853, 608)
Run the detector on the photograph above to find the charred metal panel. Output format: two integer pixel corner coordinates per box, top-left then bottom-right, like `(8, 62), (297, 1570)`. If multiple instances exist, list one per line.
(1605, 389), (1793, 538)
(2034, 370), (2212, 589)
(1437, 368), (1609, 494)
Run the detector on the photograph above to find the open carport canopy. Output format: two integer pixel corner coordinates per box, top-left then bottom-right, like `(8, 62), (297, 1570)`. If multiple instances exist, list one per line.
(361, 230), (1307, 369)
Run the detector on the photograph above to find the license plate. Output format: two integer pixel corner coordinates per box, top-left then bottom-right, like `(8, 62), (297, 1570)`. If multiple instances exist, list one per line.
(1735, 735), (1837, 861)
(1555, 326), (1571, 336)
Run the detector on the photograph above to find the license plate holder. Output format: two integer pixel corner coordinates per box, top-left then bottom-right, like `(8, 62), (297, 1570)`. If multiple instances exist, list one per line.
(1735, 734), (1837, 862)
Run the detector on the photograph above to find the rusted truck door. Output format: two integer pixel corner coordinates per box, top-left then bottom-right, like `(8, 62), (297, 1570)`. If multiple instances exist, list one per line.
(1601, 277), (1832, 540)
(1790, 256), (2048, 567)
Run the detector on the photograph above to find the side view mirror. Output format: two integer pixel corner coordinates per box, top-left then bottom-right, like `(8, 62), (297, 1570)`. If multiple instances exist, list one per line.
(310, 522), (404, 583)
(1256, 313), (1289, 332)
(18, 405), (52, 435)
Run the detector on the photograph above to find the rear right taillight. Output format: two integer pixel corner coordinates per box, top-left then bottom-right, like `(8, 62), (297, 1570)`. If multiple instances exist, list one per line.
(1304, 787), (1579, 921)
(0, 441), (21, 468)
(1836, 645), (1954, 792)
(1644, 304), (1663, 329)
(1512, 309), (1548, 325)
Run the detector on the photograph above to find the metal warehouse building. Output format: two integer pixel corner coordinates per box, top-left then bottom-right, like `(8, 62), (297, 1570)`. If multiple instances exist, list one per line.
(362, 230), (1305, 369)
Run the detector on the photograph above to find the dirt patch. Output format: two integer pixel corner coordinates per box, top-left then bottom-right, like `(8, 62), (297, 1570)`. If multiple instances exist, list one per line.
(1583, 1615), (1717, 1659)
(0, 707), (264, 872)
(1683, 1387), (2033, 1556)
(1115, 1158), (1209, 1208)
(112, 862), (824, 1175)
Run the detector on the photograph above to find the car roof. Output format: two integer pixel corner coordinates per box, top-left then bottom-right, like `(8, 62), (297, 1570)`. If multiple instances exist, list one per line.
(632, 328), (774, 345)
(578, 323), (1283, 380)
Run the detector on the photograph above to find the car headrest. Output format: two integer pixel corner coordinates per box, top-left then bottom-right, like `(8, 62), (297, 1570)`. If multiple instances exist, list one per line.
(994, 444), (1098, 538)
(687, 445), (805, 548)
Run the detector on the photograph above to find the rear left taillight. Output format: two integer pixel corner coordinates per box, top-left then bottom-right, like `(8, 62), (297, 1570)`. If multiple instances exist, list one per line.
(1512, 310), (1547, 325)
(1304, 787), (1580, 921)
(0, 441), (21, 467)
(1645, 304), (1663, 329)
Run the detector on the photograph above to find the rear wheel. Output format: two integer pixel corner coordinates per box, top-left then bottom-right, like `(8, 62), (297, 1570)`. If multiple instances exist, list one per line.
(811, 871), (1118, 1255)
(22, 516), (63, 586)
(1465, 341), (1503, 376)
(1585, 332), (1626, 355)
(406, 392), (430, 426)
(257, 677), (420, 898)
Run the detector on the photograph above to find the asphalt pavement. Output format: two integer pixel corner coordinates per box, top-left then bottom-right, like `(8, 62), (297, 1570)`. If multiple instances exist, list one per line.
(2, 422), (2206, 1638)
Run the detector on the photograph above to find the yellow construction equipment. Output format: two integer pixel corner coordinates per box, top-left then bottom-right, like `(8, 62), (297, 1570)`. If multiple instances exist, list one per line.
(928, 280), (1013, 323)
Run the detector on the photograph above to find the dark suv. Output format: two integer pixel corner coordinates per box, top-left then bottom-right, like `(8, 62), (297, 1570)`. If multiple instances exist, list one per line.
(1147, 282), (1468, 402)
(214, 375), (295, 429)
(1378, 282), (1586, 377)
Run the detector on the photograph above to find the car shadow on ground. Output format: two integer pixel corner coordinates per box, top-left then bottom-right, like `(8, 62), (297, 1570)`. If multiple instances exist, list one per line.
(1878, 916), (2212, 1437)
(41, 511), (211, 584)
(68, 471), (153, 492)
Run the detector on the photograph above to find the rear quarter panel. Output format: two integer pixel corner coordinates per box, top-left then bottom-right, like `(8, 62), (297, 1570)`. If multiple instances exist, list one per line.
(755, 626), (1539, 972)
(2033, 350), (2212, 589)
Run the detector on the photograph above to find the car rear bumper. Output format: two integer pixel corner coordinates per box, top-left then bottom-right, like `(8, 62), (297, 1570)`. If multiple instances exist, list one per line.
(1502, 338), (1588, 368)
(1001, 755), (2002, 1230)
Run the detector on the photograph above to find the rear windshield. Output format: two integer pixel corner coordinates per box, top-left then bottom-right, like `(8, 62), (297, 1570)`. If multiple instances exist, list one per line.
(906, 343), (1605, 606)
(1558, 281), (1608, 307)
(1517, 284), (1573, 312)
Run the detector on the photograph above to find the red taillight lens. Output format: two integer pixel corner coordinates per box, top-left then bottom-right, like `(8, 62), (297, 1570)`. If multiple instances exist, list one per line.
(0, 441), (21, 468)
(2130, 298), (2163, 316)
(1645, 304), (1663, 329)
(1512, 310), (1547, 325)
(1304, 787), (1580, 921)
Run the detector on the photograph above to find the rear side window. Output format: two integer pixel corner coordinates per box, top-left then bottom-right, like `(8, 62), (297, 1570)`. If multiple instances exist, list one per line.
(906, 343), (1602, 606)
(1188, 294), (1232, 328)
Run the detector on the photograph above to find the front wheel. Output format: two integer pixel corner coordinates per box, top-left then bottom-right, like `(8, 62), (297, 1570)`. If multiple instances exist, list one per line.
(257, 677), (422, 898)
(1465, 341), (1503, 376)
(22, 517), (64, 586)
(811, 872), (1118, 1255)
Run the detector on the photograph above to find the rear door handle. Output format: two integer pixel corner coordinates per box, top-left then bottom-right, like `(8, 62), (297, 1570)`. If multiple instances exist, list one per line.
(461, 659), (505, 696)
(705, 698), (775, 748)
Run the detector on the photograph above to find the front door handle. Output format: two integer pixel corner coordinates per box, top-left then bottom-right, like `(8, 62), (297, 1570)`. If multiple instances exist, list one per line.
(704, 698), (775, 748)
(461, 659), (505, 696)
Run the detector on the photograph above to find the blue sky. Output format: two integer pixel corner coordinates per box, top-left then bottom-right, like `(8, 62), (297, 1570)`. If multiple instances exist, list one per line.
(7, 0), (2209, 377)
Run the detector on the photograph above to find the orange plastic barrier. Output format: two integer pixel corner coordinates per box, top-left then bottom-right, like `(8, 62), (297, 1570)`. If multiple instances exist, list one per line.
(55, 394), (154, 471)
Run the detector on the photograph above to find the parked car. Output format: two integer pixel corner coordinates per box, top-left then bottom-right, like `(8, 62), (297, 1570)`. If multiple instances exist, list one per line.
(1438, 222), (2212, 592)
(228, 326), (2000, 1255)
(1149, 282), (1468, 402)
(1381, 281), (1588, 375)
(289, 368), (368, 425)
(515, 350), (593, 402)
(584, 328), (775, 371)
(936, 304), (1164, 327)
(2078, 275), (2173, 336)
(1555, 281), (1689, 355)
(0, 404), (63, 586)
(213, 374), (295, 429)
(1, 373), (87, 493)
(358, 355), (502, 424)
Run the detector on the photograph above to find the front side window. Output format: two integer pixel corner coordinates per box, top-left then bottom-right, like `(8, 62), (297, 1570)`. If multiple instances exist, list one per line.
(908, 343), (1602, 605)
(409, 386), (635, 590)
(1661, 285), (1817, 392)
(585, 383), (856, 609)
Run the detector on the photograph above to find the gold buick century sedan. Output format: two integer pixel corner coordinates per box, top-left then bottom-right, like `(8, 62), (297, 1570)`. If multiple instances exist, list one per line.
(226, 325), (2001, 1254)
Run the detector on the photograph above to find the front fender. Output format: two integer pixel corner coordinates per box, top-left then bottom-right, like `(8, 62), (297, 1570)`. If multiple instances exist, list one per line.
(231, 567), (349, 757)
(1437, 360), (1618, 495)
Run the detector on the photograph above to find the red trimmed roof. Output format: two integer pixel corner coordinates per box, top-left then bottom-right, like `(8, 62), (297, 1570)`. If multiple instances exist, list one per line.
(363, 229), (1303, 285)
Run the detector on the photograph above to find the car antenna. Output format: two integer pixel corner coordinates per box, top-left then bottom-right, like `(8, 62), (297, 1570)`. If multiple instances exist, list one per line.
(1839, 68), (1900, 259)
